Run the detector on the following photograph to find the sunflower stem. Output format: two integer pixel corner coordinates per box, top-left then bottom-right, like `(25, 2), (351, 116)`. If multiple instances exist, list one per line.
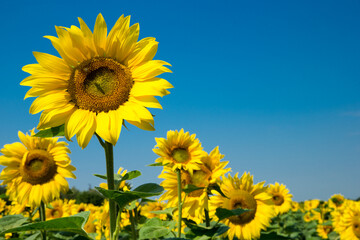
(129, 209), (137, 240)
(113, 208), (122, 240)
(176, 168), (182, 238)
(104, 141), (116, 240)
(204, 209), (210, 227)
(39, 202), (47, 240)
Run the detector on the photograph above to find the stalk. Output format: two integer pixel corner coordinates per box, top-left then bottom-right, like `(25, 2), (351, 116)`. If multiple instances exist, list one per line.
(104, 141), (116, 240)
(176, 168), (182, 238)
(39, 202), (47, 240)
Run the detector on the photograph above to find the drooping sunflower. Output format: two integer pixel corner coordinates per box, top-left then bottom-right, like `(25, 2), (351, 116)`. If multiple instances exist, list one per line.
(267, 182), (292, 215)
(153, 129), (206, 174)
(0, 130), (76, 208)
(210, 172), (275, 240)
(21, 13), (172, 149)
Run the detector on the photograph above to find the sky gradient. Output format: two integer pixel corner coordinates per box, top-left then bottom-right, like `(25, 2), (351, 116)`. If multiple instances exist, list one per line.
(1, 0), (359, 201)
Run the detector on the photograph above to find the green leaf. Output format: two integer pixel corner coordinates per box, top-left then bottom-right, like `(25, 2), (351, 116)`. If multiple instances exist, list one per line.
(96, 183), (163, 210)
(34, 125), (65, 138)
(147, 162), (165, 167)
(121, 170), (142, 181)
(183, 184), (204, 194)
(207, 183), (227, 198)
(215, 207), (250, 221)
(259, 232), (290, 240)
(93, 174), (107, 180)
(0, 212), (90, 238)
(139, 218), (176, 240)
(151, 207), (177, 216)
(183, 219), (229, 238)
(25, 232), (41, 240)
(0, 215), (28, 232)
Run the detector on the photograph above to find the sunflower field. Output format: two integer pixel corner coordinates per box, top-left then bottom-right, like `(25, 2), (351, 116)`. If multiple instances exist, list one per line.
(0, 13), (359, 240)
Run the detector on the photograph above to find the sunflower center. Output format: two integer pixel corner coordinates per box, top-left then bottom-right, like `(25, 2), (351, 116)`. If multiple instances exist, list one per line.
(227, 190), (257, 225)
(272, 193), (285, 206)
(68, 57), (133, 113)
(172, 148), (190, 163)
(21, 149), (57, 185)
(353, 219), (360, 238)
(51, 208), (63, 218)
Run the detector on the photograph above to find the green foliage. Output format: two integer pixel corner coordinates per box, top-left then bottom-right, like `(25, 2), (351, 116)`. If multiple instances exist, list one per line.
(139, 218), (176, 239)
(0, 212), (90, 239)
(215, 207), (250, 221)
(34, 125), (65, 138)
(61, 187), (104, 206)
(183, 219), (229, 239)
(96, 183), (164, 210)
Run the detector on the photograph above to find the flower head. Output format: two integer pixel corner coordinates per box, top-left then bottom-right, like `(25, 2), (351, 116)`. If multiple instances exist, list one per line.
(210, 172), (275, 240)
(153, 129), (206, 174)
(267, 182), (292, 215)
(21, 14), (172, 148)
(0, 130), (76, 208)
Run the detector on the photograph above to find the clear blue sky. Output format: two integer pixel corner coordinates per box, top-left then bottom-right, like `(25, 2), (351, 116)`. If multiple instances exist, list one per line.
(1, 0), (359, 201)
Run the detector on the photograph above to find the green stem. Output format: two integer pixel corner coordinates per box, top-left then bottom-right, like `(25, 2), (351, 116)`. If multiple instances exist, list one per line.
(129, 209), (137, 240)
(204, 209), (210, 227)
(39, 202), (47, 240)
(113, 208), (122, 240)
(176, 169), (182, 238)
(104, 141), (116, 240)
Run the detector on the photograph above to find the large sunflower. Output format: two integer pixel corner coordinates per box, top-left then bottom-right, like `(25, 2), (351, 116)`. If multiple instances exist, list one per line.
(21, 14), (172, 148)
(210, 172), (275, 240)
(267, 182), (292, 215)
(153, 129), (206, 174)
(159, 147), (230, 222)
(0, 130), (76, 208)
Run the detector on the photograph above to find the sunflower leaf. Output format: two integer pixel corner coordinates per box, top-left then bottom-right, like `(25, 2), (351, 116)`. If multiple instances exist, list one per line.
(0, 215), (28, 232)
(96, 183), (164, 210)
(151, 207), (177, 216)
(34, 125), (65, 138)
(183, 184), (204, 194)
(183, 219), (229, 239)
(215, 207), (250, 221)
(0, 211), (90, 238)
(207, 183), (228, 198)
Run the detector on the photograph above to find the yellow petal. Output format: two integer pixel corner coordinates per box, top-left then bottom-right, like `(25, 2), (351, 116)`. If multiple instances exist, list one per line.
(29, 90), (71, 114)
(38, 104), (76, 129)
(64, 109), (90, 140)
(93, 13), (107, 56)
(76, 111), (96, 149)
(33, 52), (70, 74)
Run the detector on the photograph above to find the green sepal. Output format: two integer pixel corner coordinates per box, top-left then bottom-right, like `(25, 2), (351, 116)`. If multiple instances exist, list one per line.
(34, 125), (65, 138)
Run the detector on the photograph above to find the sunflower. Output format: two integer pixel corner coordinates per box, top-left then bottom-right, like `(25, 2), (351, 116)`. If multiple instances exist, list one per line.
(159, 147), (230, 222)
(335, 200), (360, 240)
(328, 194), (345, 209)
(153, 129), (206, 174)
(46, 199), (65, 219)
(304, 199), (320, 211)
(317, 224), (334, 239)
(21, 14), (172, 149)
(210, 172), (275, 240)
(267, 182), (292, 215)
(140, 199), (168, 220)
(0, 130), (76, 208)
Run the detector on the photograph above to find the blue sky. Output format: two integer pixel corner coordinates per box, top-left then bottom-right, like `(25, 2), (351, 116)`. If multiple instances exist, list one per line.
(1, 0), (359, 201)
